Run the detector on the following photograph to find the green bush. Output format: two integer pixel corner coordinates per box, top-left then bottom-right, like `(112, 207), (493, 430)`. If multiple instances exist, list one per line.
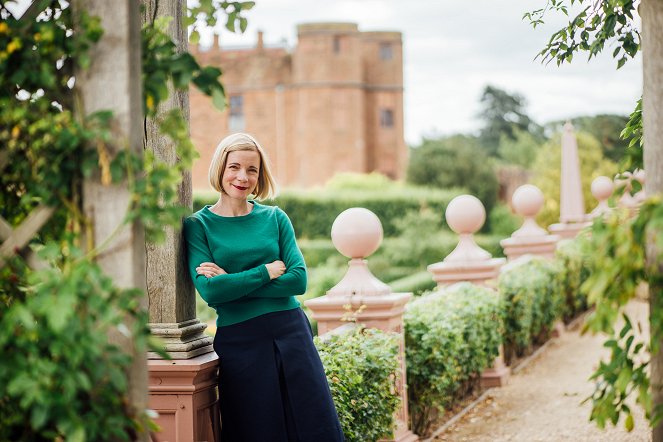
(315, 326), (401, 442)
(194, 187), (463, 238)
(0, 257), (149, 441)
(299, 239), (342, 268)
(498, 257), (565, 363)
(406, 135), (500, 215)
(323, 172), (398, 191)
(488, 203), (521, 237)
(404, 283), (502, 436)
(555, 236), (592, 321)
(388, 271), (436, 296)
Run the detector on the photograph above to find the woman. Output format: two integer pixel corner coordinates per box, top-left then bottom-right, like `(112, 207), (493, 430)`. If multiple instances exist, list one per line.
(183, 133), (344, 441)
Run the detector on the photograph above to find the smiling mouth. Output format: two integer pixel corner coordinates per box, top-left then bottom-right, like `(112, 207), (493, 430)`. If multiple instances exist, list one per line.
(233, 184), (249, 190)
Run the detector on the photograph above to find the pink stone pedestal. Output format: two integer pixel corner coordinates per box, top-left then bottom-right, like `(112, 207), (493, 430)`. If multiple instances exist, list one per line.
(148, 352), (220, 442)
(307, 292), (417, 442)
(305, 207), (418, 442)
(548, 221), (590, 239)
(501, 184), (560, 260)
(427, 195), (509, 387)
(480, 346), (510, 388)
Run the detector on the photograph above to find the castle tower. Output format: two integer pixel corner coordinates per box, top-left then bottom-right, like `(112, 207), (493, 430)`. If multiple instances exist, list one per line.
(361, 31), (406, 179)
(291, 23), (366, 186)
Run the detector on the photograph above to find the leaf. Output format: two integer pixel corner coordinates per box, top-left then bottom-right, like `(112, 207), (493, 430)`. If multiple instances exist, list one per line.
(625, 413), (634, 431)
(212, 87), (226, 111)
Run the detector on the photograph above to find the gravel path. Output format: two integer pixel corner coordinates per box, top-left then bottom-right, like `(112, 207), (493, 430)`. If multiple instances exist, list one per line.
(434, 299), (651, 442)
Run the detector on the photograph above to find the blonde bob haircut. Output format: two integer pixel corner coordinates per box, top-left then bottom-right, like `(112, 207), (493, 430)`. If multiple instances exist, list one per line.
(208, 133), (277, 200)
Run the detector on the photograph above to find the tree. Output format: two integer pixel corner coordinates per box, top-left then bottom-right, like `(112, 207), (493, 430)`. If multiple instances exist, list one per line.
(525, 1), (663, 439)
(478, 85), (542, 157)
(497, 128), (543, 168)
(406, 135), (499, 215)
(531, 131), (618, 227)
(545, 114), (631, 163)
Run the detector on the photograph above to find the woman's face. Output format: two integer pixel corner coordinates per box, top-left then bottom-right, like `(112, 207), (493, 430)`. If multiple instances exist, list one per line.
(221, 150), (261, 200)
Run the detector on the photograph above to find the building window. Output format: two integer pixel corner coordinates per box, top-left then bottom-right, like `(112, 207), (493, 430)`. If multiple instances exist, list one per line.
(380, 108), (394, 128)
(333, 36), (341, 54)
(229, 94), (244, 131)
(379, 43), (392, 60)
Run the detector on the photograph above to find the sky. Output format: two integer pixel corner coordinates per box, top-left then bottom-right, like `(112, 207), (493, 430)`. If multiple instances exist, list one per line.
(199, 0), (643, 145)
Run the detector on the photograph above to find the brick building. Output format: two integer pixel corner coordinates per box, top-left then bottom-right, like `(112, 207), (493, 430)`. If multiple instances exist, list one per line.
(189, 22), (406, 191)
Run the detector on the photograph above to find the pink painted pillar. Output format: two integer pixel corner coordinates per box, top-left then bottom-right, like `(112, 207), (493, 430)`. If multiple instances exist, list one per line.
(589, 176), (614, 219)
(305, 208), (418, 442)
(549, 122), (591, 238)
(500, 184), (559, 260)
(426, 195), (509, 387)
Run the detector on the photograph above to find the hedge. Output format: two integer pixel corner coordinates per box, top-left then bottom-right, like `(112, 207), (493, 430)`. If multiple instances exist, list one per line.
(555, 236), (592, 322)
(404, 283), (502, 436)
(498, 257), (565, 364)
(315, 326), (401, 442)
(388, 271), (436, 296)
(194, 187), (463, 238)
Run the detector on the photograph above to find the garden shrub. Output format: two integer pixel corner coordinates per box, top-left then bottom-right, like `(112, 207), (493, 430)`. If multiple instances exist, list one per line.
(555, 235), (592, 321)
(404, 283), (502, 436)
(194, 187), (463, 238)
(315, 326), (401, 442)
(388, 271), (436, 296)
(498, 256), (565, 363)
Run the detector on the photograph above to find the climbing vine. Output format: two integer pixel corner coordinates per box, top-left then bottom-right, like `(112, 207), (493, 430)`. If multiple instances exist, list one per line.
(525, 0), (662, 433)
(0, 0), (253, 440)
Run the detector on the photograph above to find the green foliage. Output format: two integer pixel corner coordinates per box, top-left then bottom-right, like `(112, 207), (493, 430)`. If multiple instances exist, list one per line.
(186, 1), (255, 44)
(498, 257), (565, 363)
(315, 327), (401, 442)
(497, 128), (543, 168)
(579, 202), (663, 430)
(324, 172), (399, 191)
(620, 98), (643, 170)
(478, 85), (543, 157)
(524, 0), (640, 69)
(555, 237), (592, 321)
(0, 249), (151, 441)
(555, 114), (630, 163)
(195, 186), (463, 238)
(387, 271), (436, 297)
(1, 1), (248, 439)
(406, 135), (499, 215)
(488, 203), (521, 238)
(404, 283), (502, 436)
(531, 131), (618, 227)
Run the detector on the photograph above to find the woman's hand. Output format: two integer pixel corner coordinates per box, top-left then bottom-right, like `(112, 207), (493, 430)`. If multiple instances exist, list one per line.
(196, 262), (227, 278)
(265, 260), (286, 280)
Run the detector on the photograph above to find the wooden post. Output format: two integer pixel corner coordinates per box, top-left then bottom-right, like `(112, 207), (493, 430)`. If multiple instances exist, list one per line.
(141, 2), (219, 441)
(642, 1), (663, 440)
(74, 1), (148, 440)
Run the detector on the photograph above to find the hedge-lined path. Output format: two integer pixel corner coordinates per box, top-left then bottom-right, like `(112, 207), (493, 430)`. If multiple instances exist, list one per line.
(434, 299), (651, 442)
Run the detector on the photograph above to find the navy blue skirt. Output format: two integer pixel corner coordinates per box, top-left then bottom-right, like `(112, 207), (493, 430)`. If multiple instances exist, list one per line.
(213, 308), (344, 442)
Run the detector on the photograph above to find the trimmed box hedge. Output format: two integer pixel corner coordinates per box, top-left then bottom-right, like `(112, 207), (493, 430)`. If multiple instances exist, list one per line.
(193, 187), (462, 238)
(498, 256), (565, 364)
(404, 283), (502, 436)
(315, 326), (401, 442)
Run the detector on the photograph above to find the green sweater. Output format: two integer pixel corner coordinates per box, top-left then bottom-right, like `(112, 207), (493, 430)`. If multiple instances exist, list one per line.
(183, 202), (306, 327)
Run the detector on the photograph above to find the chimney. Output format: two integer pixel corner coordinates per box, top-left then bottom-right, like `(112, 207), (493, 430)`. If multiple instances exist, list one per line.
(257, 30), (264, 50)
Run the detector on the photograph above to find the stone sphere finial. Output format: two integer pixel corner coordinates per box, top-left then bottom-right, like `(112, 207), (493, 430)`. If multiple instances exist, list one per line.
(510, 184), (548, 237)
(331, 207), (383, 259)
(591, 176), (614, 201)
(589, 176), (614, 218)
(512, 184), (544, 218)
(446, 195), (485, 235)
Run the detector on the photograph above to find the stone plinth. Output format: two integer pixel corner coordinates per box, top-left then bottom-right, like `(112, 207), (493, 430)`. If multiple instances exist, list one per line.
(148, 352), (220, 442)
(428, 195), (505, 287)
(148, 319), (213, 359)
(305, 207), (418, 442)
(500, 184), (559, 260)
(480, 345), (510, 388)
(548, 221), (591, 239)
